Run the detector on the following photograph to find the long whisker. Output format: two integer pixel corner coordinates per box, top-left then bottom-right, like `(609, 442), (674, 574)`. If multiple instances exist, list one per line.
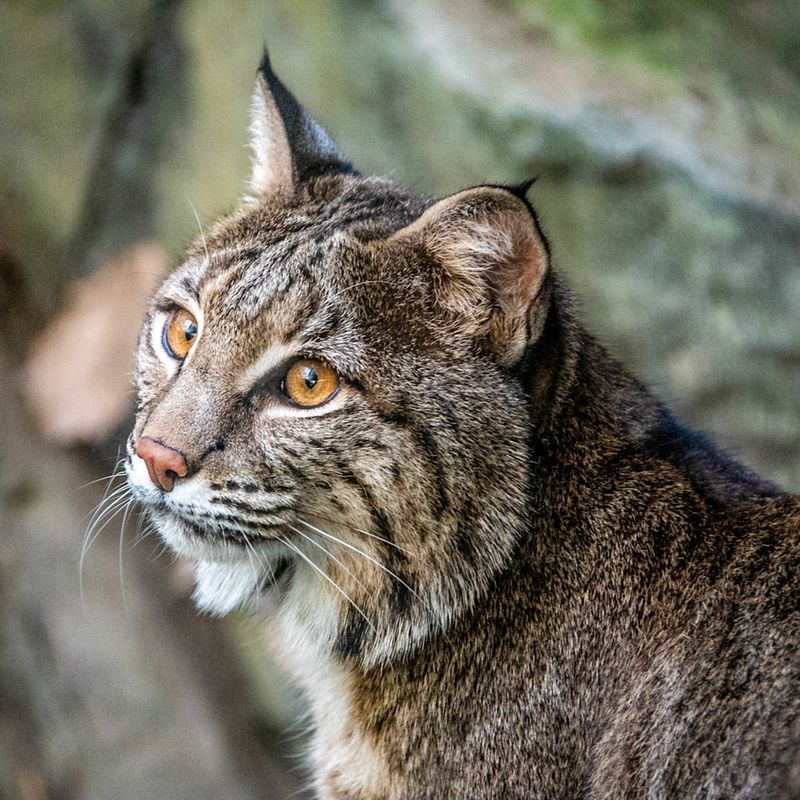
(242, 534), (283, 598)
(118, 496), (135, 615)
(247, 533), (280, 586)
(131, 506), (149, 547)
(81, 479), (129, 568)
(83, 492), (131, 557)
(302, 510), (414, 556)
(80, 489), (132, 605)
(78, 469), (127, 490)
(288, 525), (370, 594)
(241, 535), (262, 591)
(296, 518), (428, 611)
(83, 480), (129, 534)
(82, 462), (126, 537)
(278, 535), (376, 634)
(132, 524), (155, 548)
(149, 538), (172, 562)
(82, 486), (131, 557)
(338, 279), (395, 294)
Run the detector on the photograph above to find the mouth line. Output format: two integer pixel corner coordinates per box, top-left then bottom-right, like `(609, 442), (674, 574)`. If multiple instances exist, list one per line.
(182, 519), (285, 547)
(142, 494), (291, 547)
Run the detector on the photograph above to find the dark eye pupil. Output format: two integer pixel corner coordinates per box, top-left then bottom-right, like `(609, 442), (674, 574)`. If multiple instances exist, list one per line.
(183, 320), (197, 342)
(302, 366), (318, 390)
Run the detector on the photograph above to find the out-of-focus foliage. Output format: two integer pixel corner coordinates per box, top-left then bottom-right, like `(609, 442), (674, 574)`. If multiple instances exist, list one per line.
(0, 2), (797, 798)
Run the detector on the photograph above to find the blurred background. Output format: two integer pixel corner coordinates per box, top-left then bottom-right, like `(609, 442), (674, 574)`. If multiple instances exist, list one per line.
(1, 1), (798, 798)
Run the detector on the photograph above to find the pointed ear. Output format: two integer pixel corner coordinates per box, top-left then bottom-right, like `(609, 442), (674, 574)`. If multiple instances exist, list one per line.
(248, 50), (353, 198)
(392, 186), (551, 365)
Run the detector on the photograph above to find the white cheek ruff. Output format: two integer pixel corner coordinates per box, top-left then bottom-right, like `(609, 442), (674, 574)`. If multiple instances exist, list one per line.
(127, 455), (292, 616)
(193, 559), (262, 615)
(193, 537), (293, 615)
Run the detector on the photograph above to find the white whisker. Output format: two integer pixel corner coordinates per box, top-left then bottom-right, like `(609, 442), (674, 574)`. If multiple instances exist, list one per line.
(288, 524), (370, 594)
(81, 476), (128, 578)
(339, 279), (395, 294)
(297, 518), (427, 610)
(82, 466), (126, 535)
(83, 493), (130, 554)
(243, 532), (279, 588)
(278, 535), (376, 634)
(190, 201), (210, 265)
(78, 469), (127, 490)
(80, 487), (132, 606)
(302, 510), (414, 555)
(118, 496), (135, 615)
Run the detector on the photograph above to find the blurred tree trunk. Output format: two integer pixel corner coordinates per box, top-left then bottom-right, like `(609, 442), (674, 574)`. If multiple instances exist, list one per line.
(69, 0), (187, 276)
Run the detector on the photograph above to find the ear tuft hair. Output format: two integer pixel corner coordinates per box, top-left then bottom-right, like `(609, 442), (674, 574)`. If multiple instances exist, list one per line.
(257, 45), (272, 78)
(510, 176), (538, 199)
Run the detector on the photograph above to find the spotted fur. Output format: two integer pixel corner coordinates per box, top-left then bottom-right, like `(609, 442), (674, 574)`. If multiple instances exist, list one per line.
(126, 55), (799, 799)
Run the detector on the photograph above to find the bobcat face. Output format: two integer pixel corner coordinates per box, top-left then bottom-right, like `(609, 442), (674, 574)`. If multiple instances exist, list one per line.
(126, 56), (550, 666)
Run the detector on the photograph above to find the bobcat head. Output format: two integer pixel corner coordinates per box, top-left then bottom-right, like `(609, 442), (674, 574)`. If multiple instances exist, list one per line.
(126, 53), (551, 667)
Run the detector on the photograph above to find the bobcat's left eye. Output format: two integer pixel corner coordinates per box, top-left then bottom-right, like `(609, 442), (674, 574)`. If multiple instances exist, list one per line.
(163, 308), (198, 360)
(283, 358), (339, 407)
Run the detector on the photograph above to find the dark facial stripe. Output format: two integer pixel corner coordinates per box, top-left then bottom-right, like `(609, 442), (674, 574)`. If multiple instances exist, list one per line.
(305, 306), (342, 341)
(179, 273), (198, 296)
(335, 614), (369, 659)
(209, 496), (294, 515)
(199, 438), (226, 461)
(374, 403), (411, 428)
(335, 459), (404, 564)
(282, 289), (321, 341)
(375, 400), (450, 518)
(414, 424), (449, 517)
(388, 574), (413, 614)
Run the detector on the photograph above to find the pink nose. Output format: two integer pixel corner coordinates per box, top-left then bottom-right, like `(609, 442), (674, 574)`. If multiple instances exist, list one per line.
(134, 437), (188, 491)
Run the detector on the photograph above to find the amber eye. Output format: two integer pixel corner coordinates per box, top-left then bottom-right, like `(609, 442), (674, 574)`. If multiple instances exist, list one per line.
(163, 308), (198, 359)
(283, 358), (339, 407)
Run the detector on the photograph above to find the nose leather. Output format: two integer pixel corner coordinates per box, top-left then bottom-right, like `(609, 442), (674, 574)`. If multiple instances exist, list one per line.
(134, 437), (188, 491)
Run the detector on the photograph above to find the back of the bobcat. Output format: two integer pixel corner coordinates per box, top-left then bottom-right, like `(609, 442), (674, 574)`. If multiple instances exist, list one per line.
(126, 54), (800, 799)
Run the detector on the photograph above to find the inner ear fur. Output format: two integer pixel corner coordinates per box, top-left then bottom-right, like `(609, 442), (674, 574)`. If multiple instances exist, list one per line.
(392, 186), (551, 365)
(248, 50), (353, 199)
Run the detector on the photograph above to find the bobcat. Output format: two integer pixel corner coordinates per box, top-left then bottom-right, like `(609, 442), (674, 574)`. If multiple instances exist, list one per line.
(126, 53), (800, 799)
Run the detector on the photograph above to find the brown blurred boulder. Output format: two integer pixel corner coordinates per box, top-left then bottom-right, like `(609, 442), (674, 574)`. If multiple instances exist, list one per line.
(23, 243), (167, 445)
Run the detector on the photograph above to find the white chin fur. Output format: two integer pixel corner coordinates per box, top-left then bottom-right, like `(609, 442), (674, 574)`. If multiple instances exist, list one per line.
(193, 560), (263, 615)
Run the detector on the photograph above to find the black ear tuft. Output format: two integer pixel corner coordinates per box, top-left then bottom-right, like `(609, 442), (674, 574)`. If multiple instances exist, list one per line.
(510, 177), (539, 199)
(257, 44), (272, 77)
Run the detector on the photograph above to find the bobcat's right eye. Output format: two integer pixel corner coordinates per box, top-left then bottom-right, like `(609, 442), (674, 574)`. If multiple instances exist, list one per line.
(163, 308), (198, 360)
